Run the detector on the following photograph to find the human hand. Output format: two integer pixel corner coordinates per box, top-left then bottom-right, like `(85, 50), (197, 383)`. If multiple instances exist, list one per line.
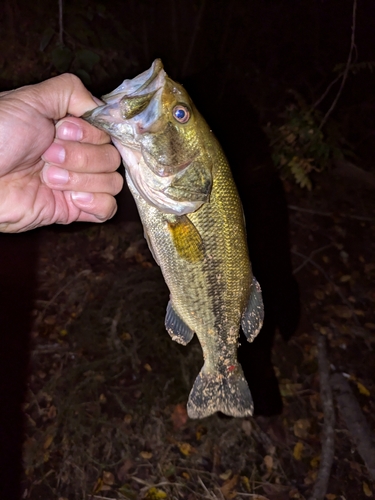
(0, 73), (123, 232)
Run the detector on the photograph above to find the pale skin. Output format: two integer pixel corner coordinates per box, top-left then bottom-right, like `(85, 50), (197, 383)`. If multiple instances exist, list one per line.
(0, 73), (123, 232)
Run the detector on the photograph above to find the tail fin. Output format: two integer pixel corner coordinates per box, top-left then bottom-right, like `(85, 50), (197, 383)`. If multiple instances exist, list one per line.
(187, 364), (254, 419)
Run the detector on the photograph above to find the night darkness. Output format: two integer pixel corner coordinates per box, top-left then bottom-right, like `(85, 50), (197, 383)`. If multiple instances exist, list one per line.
(0, 1), (375, 499)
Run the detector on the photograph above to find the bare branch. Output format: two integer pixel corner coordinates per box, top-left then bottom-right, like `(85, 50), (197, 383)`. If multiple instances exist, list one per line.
(308, 334), (335, 500)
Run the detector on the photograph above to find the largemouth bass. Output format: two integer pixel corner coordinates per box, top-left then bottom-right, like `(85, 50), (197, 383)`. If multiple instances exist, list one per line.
(83, 59), (264, 418)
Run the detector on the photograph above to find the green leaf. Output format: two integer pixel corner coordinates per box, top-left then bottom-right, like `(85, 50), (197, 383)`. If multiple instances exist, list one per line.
(75, 49), (100, 72)
(51, 46), (73, 73)
(40, 27), (55, 52)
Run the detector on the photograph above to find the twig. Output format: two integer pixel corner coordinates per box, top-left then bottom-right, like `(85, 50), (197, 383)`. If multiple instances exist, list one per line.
(288, 204), (374, 222)
(41, 269), (91, 318)
(308, 334), (335, 500)
(58, 0), (64, 45)
(291, 250), (360, 326)
(330, 373), (375, 480)
(319, 0), (357, 130)
(293, 244), (333, 275)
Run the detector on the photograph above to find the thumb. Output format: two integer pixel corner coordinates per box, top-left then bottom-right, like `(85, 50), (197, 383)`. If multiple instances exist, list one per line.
(24, 73), (99, 120)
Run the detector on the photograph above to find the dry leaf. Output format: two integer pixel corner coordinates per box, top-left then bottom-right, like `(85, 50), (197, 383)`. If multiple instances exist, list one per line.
(264, 455), (273, 472)
(293, 418), (311, 439)
(124, 414), (132, 424)
(332, 305), (352, 319)
(177, 442), (196, 456)
(219, 470), (232, 480)
(293, 441), (304, 460)
(171, 403), (188, 430)
(241, 475), (251, 492)
(357, 382), (370, 396)
(117, 459), (134, 482)
(340, 274), (351, 282)
(325, 494), (337, 499)
(144, 363), (152, 372)
(146, 487), (167, 499)
(310, 456), (320, 468)
(102, 471), (114, 485)
(363, 482), (372, 497)
(140, 451), (153, 459)
(241, 419), (252, 436)
(220, 474), (239, 500)
(43, 434), (54, 450)
(44, 315), (56, 325)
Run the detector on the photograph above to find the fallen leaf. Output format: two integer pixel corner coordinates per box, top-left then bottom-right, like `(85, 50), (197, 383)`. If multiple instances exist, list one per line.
(365, 322), (375, 330)
(325, 494), (337, 499)
(363, 482), (372, 497)
(340, 274), (351, 282)
(177, 442), (196, 456)
(140, 451), (153, 459)
(43, 434), (54, 450)
(310, 456), (320, 468)
(171, 403), (188, 430)
(219, 470), (232, 480)
(332, 305), (352, 319)
(103, 471), (114, 485)
(145, 487), (167, 499)
(117, 459), (134, 482)
(241, 475), (251, 492)
(293, 418), (311, 439)
(220, 474), (239, 499)
(144, 363), (152, 372)
(293, 441), (304, 460)
(124, 414), (132, 424)
(264, 455), (273, 472)
(357, 382), (370, 396)
(241, 419), (252, 436)
(44, 315), (56, 325)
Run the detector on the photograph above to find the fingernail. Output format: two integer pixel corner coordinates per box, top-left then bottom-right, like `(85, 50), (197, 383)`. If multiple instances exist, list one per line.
(43, 165), (69, 185)
(71, 192), (94, 204)
(42, 143), (66, 164)
(56, 121), (83, 141)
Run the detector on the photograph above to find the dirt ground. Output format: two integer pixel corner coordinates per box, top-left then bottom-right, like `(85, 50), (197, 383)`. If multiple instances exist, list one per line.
(21, 169), (375, 500)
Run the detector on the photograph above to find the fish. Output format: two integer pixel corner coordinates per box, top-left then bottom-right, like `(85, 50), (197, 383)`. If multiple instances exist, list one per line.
(82, 59), (264, 419)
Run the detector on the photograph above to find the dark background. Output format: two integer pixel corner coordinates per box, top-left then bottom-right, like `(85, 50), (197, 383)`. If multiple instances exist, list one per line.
(0, 1), (374, 499)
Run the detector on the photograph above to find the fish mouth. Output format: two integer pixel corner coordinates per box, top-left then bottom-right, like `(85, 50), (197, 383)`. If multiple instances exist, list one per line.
(82, 59), (166, 131)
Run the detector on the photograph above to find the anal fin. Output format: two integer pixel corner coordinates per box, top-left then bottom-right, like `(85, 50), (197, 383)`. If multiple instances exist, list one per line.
(165, 300), (194, 345)
(241, 276), (264, 342)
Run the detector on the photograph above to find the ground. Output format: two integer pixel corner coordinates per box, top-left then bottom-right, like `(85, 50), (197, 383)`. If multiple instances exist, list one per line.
(22, 170), (375, 500)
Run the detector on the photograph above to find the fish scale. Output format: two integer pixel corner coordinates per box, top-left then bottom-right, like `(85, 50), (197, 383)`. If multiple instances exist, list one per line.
(83, 59), (264, 418)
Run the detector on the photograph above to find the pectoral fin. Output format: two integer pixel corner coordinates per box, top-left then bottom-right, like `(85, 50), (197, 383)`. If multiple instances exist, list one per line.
(166, 215), (204, 262)
(241, 277), (264, 342)
(165, 300), (194, 345)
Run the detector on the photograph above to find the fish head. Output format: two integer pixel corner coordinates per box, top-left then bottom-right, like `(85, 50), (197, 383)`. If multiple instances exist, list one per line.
(83, 59), (214, 215)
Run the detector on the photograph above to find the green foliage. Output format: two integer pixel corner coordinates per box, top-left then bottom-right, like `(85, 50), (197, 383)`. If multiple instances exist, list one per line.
(265, 91), (347, 190)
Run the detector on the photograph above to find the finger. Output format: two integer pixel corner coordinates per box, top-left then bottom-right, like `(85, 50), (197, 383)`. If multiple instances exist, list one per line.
(42, 166), (124, 196)
(55, 117), (112, 146)
(69, 192), (118, 222)
(42, 140), (121, 173)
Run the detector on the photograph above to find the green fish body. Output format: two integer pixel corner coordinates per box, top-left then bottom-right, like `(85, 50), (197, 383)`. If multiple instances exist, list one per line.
(83, 60), (264, 418)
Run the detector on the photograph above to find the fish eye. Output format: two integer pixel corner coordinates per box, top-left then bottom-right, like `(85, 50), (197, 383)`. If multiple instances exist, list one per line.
(173, 105), (190, 124)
